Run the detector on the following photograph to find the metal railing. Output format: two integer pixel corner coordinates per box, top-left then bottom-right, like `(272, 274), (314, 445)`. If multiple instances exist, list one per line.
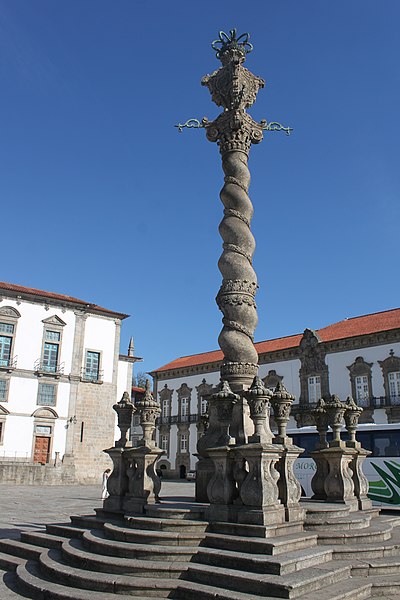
(80, 367), (103, 383)
(0, 355), (17, 370)
(157, 414), (200, 425)
(34, 359), (65, 376)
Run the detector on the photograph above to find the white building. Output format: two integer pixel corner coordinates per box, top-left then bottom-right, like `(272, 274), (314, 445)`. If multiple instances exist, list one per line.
(150, 308), (400, 479)
(0, 281), (139, 484)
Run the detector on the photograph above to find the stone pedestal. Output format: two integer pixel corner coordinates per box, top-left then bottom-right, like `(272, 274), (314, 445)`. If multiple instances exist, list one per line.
(311, 446), (358, 509)
(102, 447), (128, 513)
(310, 449), (329, 501)
(207, 446), (237, 522)
(236, 443), (285, 526)
(275, 444), (305, 521)
(123, 445), (164, 514)
(349, 448), (373, 510)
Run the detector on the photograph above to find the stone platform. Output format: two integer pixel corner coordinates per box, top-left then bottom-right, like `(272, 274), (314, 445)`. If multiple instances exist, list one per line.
(0, 485), (399, 599)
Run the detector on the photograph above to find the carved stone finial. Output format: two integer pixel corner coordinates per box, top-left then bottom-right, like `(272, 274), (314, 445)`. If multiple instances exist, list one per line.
(271, 381), (295, 445)
(311, 398), (329, 449)
(245, 376), (273, 443)
(113, 391), (135, 448)
(135, 380), (161, 447)
(325, 395), (347, 446)
(128, 337), (134, 357)
(344, 396), (363, 447)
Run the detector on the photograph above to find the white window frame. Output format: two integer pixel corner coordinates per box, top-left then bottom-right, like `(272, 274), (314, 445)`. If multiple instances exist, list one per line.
(308, 376), (321, 403)
(180, 433), (188, 453)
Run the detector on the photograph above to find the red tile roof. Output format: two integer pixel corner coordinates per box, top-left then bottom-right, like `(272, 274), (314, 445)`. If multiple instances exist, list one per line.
(152, 308), (400, 373)
(0, 281), (129, 319)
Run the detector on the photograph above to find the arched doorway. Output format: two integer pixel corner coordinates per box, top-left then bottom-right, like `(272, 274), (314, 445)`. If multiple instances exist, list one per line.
(179, 464), (186, 479)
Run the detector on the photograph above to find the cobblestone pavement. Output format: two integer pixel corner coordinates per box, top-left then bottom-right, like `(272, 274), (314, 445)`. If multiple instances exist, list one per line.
(0, 481), (195, 540)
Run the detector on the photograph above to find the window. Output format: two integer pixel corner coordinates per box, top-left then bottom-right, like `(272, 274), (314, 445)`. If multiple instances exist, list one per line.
(37, 383), (56, 406)
(84, 351), (101, 382)
(355, 375), (369, 402)
(0, 329), (12, 367)
(42, 330), (60, 373)
(0, 379), (8, 401)
(162, 399), (169, 418)
(200, 396), (208, 415)
(181, 398), (189, 417)
(0, 323), (14, 334)
(308, 376), (321, 403)
(180, 433), (188, 452)
(161, 435), (168, 451)
(388, 371), (400, 401)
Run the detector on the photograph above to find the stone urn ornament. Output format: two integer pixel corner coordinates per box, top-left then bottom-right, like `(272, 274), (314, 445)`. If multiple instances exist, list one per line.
(211, 380), (240, 446)
(113, 391), (135, 448)
(270, 381), (294, 445)
(325, 394), (347, 447)
(344, 396), (363, 448)
(245, 376), (273, 443)
(311, 398), (329, 449)
(135, 380), (161, 447)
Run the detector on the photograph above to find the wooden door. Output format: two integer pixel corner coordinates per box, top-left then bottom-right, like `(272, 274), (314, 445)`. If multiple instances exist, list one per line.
(34, 436), (50, 464)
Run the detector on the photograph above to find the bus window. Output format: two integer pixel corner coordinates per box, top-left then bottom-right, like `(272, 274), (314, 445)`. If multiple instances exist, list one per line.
(292, 433), (319, 457)
(373, 432), (400, 457)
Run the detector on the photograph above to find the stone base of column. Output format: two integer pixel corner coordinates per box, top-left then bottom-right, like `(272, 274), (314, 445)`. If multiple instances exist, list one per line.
(208, 504), (239, 523)
(312, 446), (359, 510)
(348, 447), (373, 511)
(195, 455), (214, 503)
(235, 442), (285, 526)
(274, 443), (305, 523)
(236, 505), (284, 526)
(102, 447), (128, 513)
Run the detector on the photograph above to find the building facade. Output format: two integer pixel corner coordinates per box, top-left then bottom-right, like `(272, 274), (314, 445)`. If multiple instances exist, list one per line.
(150, 308), (400, 479)
(0, 282), (138, 484)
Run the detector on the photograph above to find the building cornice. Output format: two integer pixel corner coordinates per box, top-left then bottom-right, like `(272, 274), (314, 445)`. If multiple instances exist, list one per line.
(0, 285), (128, 320)
(151, 328), (400, 380)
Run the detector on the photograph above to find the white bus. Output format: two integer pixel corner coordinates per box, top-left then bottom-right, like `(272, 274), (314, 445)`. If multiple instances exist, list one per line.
(290, 423), (400, 508)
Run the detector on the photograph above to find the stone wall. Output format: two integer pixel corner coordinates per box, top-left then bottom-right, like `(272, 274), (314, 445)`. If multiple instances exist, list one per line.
(0, 462), (75, 485)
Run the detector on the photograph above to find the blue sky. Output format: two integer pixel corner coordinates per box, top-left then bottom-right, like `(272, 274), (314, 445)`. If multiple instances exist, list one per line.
(1, 1), (399, 376)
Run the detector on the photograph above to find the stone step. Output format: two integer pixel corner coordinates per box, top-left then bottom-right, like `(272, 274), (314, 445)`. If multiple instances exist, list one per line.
(183, 561), (351, 598)
(331, 534), (400, 561)
(16, 560), (157, 600)
(46, 523), (87, 539)
(62, 537), (189, 577)
(124, 514), (208, 533)
(172, 576), (372, 600)
(0, 551), (26, 571)
(81, 529), (198, 561)
(38, 548), (176, 596)
(0, 538), (46, 561)
(203, 531), (318, 556)
(21, 530), (69, 549)
(207, 520), (304, 539)
(368, 573), (400, 596)
(145, 504), (207, 520)
(305, 512), (372, 531)
(70, 514), (108, 530)
(192, 544), (333, 576)
(103, 521), (204, 546)
(317, 522), (393, 545)
(351, 555), (400, 576)
(303, 502), (352, 522)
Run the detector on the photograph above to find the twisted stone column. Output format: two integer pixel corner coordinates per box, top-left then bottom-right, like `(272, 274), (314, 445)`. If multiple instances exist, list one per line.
(202, 30), (265, 392)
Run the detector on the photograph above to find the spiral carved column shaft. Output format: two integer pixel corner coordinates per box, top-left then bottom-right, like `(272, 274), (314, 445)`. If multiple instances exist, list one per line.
(202, 32), (265, 392)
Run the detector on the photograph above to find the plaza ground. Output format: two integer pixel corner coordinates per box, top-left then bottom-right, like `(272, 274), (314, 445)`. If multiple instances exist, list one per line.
(0, 481), (195, 599)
